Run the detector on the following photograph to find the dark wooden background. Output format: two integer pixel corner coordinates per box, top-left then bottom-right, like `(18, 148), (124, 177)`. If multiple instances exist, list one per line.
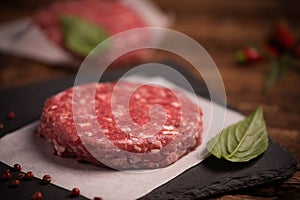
(0, 0), (299, 199)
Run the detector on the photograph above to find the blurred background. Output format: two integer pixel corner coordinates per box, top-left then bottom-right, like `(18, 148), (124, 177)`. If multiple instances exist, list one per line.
(0, 0), (299, 199)
(1, 0), (300, 89)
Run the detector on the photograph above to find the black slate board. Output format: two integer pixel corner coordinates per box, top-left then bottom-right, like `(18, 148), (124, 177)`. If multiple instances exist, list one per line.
(140, 139), (296, 200)
(0, 62), (297, 200)
(0, 162), (87, 200)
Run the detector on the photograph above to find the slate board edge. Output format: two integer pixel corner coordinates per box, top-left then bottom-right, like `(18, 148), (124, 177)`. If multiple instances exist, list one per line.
(152, 165), (297, 200)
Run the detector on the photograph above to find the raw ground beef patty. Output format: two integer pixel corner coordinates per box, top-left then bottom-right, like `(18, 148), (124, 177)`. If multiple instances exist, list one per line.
(33, 0), (147, 47)
(37, 81), (203, 169)
(32, 0), (148, 65)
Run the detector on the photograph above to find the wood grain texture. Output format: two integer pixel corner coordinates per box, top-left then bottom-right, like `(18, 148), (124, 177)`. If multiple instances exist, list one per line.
(0, 0), (299, 199)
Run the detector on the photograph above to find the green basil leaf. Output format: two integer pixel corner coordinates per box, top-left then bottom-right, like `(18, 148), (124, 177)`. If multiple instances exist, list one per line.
(206, 107), (269, 162)
(59, 15), (109, 57)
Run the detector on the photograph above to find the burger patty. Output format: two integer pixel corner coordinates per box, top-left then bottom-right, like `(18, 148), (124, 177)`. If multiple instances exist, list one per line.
(37, 81), (203, 169)
(32, 0), (148, 64)
(33, 0), (147, 47)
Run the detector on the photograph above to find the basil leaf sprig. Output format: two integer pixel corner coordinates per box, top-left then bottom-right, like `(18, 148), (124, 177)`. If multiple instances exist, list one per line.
(206, 107), (269, 162)
(59, 15), (109, 57)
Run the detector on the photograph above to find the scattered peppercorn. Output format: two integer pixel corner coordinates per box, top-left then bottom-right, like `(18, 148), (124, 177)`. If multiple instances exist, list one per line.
(42, 175), (51, 184)
(71, 188), (80, 197)
(13, 163), (22, 171)
(6, 111), (15, 120)
(0, 123), (3, 129)
(25, 171), (34, 180)
(10, 179), (20, 187)
(32, 192), (43, 200)
(2, 171), (12, 181)
(18, 172), (26, 180)
(93, 197), (103, 200)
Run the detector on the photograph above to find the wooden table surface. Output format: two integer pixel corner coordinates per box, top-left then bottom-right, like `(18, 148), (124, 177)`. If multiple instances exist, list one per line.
(0, 1), (299, 199)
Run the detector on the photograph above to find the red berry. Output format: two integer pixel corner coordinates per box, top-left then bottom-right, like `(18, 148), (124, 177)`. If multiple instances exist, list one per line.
(244, 47), (262, 62)
(32, 192), (43, 200)
(2, 171), (12, 181)
(26, 171), (34, 180)
(235, 47), (262, 64)
(6, 112), (15, 120)
(274, 21), (295, 49)
(14, 164), (22, 171)
(11, 179), (20, 187)
(71, 188), (80, 197)
(42, 175), (51, 184)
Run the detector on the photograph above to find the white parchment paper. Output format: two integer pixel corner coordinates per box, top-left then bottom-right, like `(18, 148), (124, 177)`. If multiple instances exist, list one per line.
(0, 76), (244, 200)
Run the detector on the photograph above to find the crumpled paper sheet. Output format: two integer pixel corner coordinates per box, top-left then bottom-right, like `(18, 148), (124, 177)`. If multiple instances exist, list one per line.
(0, 76), (243, 200)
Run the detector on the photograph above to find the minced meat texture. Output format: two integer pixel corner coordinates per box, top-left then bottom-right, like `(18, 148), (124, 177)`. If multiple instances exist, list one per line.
(37, 81), (203, 169)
